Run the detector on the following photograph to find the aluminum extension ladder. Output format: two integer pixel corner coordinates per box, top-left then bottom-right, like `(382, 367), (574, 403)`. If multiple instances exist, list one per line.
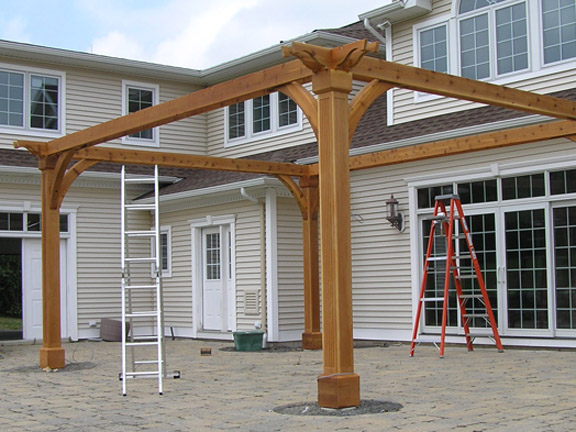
(120, 165), (178, 395)
(410, 194), (504, 358)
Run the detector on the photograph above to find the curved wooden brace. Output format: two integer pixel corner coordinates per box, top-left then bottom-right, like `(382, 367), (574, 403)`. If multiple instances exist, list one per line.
(277, 82), (319, 139)
(349, 80), (393, 142)
(276, 174), (307, 217)
(50, 150), (77, 210)
(55, 159), (99, 208)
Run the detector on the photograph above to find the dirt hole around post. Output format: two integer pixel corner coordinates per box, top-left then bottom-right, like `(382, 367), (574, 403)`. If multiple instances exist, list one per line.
(273, 399), (403, 416)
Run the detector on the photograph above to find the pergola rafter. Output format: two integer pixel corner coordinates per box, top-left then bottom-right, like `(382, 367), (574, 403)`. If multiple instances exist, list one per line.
(14, 40), (576, 409)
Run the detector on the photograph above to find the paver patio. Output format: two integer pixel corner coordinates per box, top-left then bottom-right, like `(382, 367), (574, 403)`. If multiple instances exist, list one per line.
(0, 339), (574, 431)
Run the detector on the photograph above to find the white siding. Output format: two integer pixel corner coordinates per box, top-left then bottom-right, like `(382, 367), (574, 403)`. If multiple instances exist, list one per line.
(276, 197), (305, 334)
(0, 59), (207, 154)
(159, 201), (264, 331)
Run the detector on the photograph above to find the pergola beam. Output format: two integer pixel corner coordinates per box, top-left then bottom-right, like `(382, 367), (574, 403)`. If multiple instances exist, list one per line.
(353, 57), (576, 121)
(344, 119), (576, 172)
(74, 146), (311, 177)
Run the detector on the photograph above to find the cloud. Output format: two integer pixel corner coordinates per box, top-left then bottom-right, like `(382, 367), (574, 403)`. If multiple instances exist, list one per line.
(0, 16), (31, 43)
(84, 0), (385, 69)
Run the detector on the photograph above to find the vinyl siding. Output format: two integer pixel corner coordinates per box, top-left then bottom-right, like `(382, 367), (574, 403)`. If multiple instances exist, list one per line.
(0, 59), (207, 154)
(276, 197), (305, 334)
(390, 0), (576, 125)
(159, 200), (264, 331)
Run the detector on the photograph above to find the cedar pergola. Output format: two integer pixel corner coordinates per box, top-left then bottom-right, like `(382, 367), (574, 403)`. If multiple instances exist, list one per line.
(15, 40), (576, 409)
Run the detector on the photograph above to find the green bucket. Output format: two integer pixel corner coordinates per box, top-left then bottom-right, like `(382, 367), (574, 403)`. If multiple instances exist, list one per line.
(233, 331), (264, 351)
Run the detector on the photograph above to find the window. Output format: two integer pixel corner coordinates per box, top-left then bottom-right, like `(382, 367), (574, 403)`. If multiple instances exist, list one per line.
(502, 173), (545, 200)
(0, 66), (63, 134)
(151, 227), (171, 277)
(0, 212), (68, 233)
(225, 92), (301, 145)
(160, 227), (171, 277)
(420, 25), (449, 73)
(550, 168), (576, 195)
(122, 81), (159, 146)
(459, 0), (528, 79)
(542, 0), (576, 64)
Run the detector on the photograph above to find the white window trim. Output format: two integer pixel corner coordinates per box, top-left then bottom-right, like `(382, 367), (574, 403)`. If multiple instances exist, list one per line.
(224, 92), (302, 147)
(122, 80), (160, 147)
(0, 62), (66, 138)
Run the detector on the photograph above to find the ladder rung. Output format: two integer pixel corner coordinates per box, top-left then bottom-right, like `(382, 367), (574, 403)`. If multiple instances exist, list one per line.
(125, 230), (157, 237)
(125, 204), (156, 211)
(463, 313), (489, 319)
(124, 284), (158, 290)
(465, 330), (494, 337)
(459, 294), (484, 299)
(455, 254), (472, 259)
(124, 177), (156, 184)
(456, 274), (477, 279)
(421, 297), (444, 302)
(124, 371), (160, 377)
(126, 311), (158, 318)
(427, 256), (447, 261)
(125, 257), (156, 263)
(126, 341), (159, 347)
(134, 360), (162, 365)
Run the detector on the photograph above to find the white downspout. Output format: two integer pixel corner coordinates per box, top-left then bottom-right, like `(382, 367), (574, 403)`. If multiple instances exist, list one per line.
(363, 17), (388, 45)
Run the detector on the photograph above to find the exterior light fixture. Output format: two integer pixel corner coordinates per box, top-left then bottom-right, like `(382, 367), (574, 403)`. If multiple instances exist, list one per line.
(385, 194), (403, 231)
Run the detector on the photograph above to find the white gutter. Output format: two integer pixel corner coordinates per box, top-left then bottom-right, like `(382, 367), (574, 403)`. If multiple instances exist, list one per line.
(296, 114), (556, 165)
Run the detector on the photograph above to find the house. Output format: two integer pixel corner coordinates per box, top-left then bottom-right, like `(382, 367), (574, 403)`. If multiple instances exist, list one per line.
(1, 0), (576, 351)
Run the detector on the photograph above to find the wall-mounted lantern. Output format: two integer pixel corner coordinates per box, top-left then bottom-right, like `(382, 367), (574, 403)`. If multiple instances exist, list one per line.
(385, 194), (403, 231)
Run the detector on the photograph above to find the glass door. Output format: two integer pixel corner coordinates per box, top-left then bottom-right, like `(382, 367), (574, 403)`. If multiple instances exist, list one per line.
(502, 205), (551, 335)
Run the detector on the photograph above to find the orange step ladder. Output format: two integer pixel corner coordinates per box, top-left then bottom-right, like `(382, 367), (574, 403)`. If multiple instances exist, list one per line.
(410, 194), (503, 357)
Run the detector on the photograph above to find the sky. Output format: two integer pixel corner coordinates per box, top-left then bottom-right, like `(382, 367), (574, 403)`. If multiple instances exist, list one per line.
(1, 0), (387, 70)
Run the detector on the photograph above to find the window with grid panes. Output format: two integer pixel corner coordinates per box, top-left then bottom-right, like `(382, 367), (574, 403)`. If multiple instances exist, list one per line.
(458, 179), (498, 204)
(550, 169), (576, 195)
(553, 205), (576, 329)
(417, 184), (453, 209)
(0, 68), (61, 133)
(502, 173), (545, 200)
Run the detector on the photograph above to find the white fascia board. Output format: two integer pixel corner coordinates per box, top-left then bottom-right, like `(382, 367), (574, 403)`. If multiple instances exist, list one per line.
(359, 0), (432, 24)
(0, 39), (202, 83)
(140, 177), (283, 204)
(296, 114), (553, 165)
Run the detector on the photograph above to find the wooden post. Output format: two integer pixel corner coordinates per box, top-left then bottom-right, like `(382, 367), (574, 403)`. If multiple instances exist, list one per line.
(300, 176), (321, 350)
(38, 156), (65, 369)
(313, 69), (360, 409)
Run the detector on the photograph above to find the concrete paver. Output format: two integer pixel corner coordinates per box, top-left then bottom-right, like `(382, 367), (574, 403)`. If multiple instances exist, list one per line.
(0, 339), (575, 431)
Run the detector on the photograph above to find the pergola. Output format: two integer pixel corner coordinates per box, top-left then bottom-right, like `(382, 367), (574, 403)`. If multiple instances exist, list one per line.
(15, 40), (576, 409)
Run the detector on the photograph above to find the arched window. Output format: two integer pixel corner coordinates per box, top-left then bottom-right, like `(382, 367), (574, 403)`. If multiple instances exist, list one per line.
(459, 0), (508, 14)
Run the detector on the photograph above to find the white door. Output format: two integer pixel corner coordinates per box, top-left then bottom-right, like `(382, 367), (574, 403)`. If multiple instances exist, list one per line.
(22, 239), (67, 340)
(201, 226), (234, 332)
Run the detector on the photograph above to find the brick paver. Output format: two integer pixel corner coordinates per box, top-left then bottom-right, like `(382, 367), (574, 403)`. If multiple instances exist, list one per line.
(0, 340), (575, 431)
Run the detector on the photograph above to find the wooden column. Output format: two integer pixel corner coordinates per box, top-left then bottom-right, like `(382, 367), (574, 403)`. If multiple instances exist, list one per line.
(314, 69), (360, 408)
(39, 156), (65, 369)
(300, 176), (321, 350)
